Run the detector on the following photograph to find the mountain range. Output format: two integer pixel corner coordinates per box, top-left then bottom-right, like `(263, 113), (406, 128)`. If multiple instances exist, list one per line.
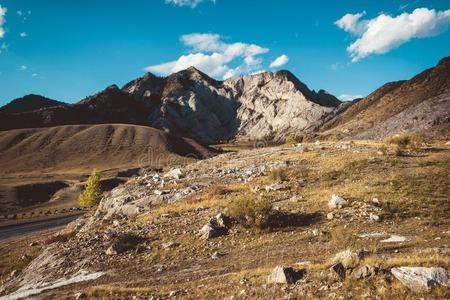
(1, 57), (449, 144)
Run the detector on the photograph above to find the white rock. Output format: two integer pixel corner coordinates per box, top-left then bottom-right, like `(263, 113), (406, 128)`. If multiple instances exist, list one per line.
(267, 266), (297, 284)
(327, 212), (334, 220)
(380, 234), (408, 243)
(164, 168), (183, 180)
(369, 213), (380, 222)
(391, 267), (450, 290)
(264, 183), (287, 192)
(328, 194), (347, 209)
(332, 249), (360, 268)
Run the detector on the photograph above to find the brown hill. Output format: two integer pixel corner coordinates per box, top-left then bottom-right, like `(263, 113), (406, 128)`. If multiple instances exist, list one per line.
(0, 85), (151, 131)
(0, 124), (213, 175)
(0, 94), (67, 114)
(319, 57), (450, 140)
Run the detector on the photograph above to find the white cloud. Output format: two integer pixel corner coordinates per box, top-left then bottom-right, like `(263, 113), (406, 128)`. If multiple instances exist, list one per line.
(335, 11), (367, 34)
(269, 54), (289, 68)
(20, 65), (27, 71)
(336, 8), (450, 62)
(0, 5), (7, 38)
(339, 94), (363, 101)
(165, 0), (215, 8)
(20, 32), (27, 38)
(145, 33), (270, 79)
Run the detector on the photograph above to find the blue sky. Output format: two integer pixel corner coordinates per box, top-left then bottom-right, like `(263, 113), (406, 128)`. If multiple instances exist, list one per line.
(0, 0), (449, 105)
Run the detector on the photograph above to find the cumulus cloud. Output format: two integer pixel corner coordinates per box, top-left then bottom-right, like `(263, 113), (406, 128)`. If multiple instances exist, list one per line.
(269, 54), (289, 68)
(20, 32), (27, 38)
(339, 94), (363, 101)
(0, 5), (7, 38)
(165, 0), (214, 8)
(20, 65), (27, 71)
(145, 33), (270, 79)
(336, 8), (450, 62)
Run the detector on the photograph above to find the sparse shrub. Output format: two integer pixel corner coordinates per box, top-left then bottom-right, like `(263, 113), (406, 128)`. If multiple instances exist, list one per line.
(44, 231), (75, 245)
(379, 146), (388, 155)
(386, 133), (422, 153)
(285, 133), (302, 145)
(330, 225), (357, 250)
(226, 194), (272, 228)
(209, 185), (230, 197)
(394, 146), (405, 157)
(269, 168), (288, 182)
(79, 169), (103, 207)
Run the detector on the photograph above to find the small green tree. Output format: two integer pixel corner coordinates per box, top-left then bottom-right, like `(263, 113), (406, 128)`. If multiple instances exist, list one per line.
(285, 133), (302, 145)
(79, 169), (102, 207)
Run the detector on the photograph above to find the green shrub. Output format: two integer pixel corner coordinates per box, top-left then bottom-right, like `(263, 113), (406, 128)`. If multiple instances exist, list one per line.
(79, 169), (103, 207)
(226, 194), (272, 228)
(285, 133), (302, 145)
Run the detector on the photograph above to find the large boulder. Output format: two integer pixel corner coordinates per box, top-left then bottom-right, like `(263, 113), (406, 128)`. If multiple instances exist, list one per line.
(391, 267), (450, 290)
(267, 266), (298, 284)
(198, 213), (229, 239)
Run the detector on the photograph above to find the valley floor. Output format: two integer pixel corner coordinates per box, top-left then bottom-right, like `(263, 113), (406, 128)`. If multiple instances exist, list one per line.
(1, 140), (449, 299)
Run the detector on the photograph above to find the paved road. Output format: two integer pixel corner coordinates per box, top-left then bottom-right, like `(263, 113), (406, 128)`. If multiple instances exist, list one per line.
(0, 213), (82, 243)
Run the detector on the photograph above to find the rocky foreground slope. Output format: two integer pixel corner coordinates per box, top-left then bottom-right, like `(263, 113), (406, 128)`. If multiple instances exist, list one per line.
(1, 141), (449, 299)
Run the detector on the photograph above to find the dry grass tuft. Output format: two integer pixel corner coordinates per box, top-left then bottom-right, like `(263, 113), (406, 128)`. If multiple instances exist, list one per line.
(226, 193), (272, 229)
(268, 168), (288, 182)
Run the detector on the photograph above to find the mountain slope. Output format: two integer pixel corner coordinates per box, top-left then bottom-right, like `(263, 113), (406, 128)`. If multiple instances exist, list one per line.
(0, 85), (151, 131)
(319, 57), (450, 140)
(0, 124), (213, 174)
(0, 94), (67, 113)
(0, 68), (340, 143)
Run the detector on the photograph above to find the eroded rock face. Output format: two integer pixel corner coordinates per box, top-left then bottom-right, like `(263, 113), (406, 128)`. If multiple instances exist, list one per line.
(123, 68), (339, 143)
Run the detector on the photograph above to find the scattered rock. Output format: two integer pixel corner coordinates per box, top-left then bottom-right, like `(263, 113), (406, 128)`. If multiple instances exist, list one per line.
(329, 263), (346, 280)
(381, 234), (408, 243)
(162, 241), (178, 249)
(353, 265), (377, 279)
(164, 168), (183, 180)
(264, 183), (287, 192)
(211, 251), (224, 259)
(267, 266), (298, 284)
(372, 198), (380, 206)
(215, 212), (230, 228)
(199, 213), (230, 239)
(369, 213), (380, 222)
(29, 241), (38, 247)
(327, 212), (334, 220)
(106, 243), (123, 255)
(391, 267), (450, 290)
(332, 249), (360, 269)
(74, 292), (87, 300)
(154, 189), (169, 195)
(10, 269), (19, 277)
(328, 194), (347, 209)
